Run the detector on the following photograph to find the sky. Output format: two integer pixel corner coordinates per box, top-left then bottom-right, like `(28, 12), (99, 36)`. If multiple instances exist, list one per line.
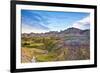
(21, 9), (90, 33)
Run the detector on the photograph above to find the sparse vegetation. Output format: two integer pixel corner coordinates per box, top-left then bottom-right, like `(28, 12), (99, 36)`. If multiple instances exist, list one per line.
(21, 28), (90, 63)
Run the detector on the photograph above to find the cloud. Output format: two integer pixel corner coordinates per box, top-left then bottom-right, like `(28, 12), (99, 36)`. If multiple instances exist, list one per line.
(21, 10), (50, 33)
(72, 16), (90, 30)
(22, 24), (49, 33)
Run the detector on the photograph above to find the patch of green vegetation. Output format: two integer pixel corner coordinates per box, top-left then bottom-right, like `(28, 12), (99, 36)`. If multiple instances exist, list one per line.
(22, 42), (30, 47)
(25, 43), (44, 49)
(42, 37), (58, 51)
(36, 53), (57, 62)
(22, 36), (59, 51)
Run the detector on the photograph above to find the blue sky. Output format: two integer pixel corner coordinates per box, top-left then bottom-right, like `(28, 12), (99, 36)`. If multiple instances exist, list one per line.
(21, 9), (90, 33)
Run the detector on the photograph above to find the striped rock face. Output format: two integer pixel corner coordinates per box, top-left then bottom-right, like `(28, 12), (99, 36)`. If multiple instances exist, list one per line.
(21, 48), (33, 63)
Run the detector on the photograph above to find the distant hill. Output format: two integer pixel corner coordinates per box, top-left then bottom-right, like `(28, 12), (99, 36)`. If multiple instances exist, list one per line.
(61, 27), (82, 34)
(22, 27), (90, 37)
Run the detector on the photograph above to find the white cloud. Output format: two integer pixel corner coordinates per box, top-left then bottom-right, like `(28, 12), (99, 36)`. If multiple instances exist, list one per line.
(72, 16), (90, 30)
(22, 24), (49, 33)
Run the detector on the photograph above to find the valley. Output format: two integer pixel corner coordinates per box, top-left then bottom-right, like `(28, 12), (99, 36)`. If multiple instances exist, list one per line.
(21, 27), (90, 63)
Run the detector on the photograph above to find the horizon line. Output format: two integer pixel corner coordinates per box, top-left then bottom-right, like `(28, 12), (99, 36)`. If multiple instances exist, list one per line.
(22, 27), (90, 34)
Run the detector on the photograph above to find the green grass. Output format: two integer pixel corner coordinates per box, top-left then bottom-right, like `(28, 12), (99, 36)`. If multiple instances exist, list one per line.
(36, 53), (57, 62)
(23, 43), (44, 49)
